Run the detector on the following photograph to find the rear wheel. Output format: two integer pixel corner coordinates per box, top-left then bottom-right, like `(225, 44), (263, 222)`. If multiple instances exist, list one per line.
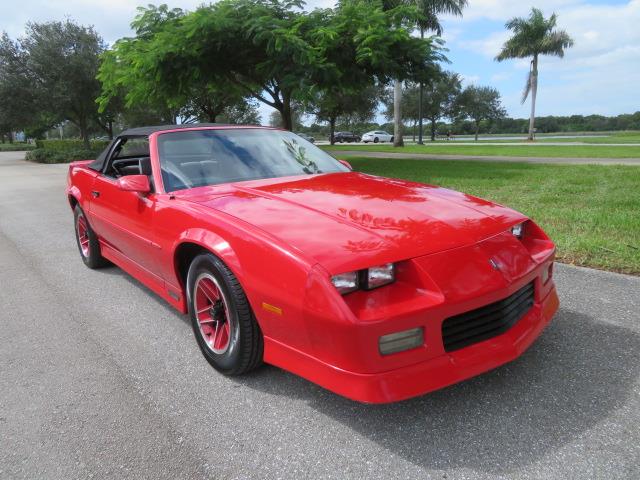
(390, 136), (394, 143)
(374, 137), (379, 143)
(187, 253), (263, 375)
(74, 205), (107, 269)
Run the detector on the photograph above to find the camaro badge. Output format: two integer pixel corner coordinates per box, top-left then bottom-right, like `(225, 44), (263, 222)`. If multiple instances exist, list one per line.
(489, 258), (501, 271)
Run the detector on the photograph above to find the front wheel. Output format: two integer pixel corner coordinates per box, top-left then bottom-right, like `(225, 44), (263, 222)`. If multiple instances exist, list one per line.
(74, 205), (108, 269)
(373, 137), (379, 143)
(390, 136), (394, 143)
(187, 253), (263, 375)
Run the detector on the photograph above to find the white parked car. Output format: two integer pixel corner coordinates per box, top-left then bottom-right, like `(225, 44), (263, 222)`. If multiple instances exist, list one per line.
(362, 131), (393, 143)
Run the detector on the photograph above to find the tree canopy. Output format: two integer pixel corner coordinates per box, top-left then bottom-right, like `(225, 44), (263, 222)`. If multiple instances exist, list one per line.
(454, 85), (506, 140)
(0, 21), (107, 145)
(98, 0), (443, 131)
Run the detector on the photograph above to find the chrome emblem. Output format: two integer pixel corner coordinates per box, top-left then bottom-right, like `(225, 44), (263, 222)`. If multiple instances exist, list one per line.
(489, 259), (501, 271)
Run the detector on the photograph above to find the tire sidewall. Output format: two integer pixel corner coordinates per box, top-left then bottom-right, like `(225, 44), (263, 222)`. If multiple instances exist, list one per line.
(74, 205), (102, 268)
(186, 254), (242, 373)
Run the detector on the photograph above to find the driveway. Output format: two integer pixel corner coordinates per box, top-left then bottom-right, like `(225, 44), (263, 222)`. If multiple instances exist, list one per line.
(1, 151), (639, 479)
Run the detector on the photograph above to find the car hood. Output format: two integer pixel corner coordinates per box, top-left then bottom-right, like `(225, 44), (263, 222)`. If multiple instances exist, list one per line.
(180, 172), (527, 273)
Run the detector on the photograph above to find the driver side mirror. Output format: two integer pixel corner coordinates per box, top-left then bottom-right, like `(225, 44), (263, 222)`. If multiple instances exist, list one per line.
(338, 159), (353, 170)
(117, 175), (151, 195)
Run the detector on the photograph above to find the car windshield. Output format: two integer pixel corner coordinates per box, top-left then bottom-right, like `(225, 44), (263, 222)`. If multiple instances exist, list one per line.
(157, 128), (349, 192)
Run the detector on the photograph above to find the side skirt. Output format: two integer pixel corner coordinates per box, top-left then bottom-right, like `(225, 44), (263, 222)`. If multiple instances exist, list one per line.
(100, 241), (187, 313)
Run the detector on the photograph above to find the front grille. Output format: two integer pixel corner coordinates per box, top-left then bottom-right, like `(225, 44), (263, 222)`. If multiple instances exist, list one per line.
(441, 282), (535, 353)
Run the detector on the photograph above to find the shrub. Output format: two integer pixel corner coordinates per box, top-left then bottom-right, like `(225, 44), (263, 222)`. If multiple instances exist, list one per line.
(26, 147), (102, 164)
(34, 139), (109, 152)
(0, 143), (36, 152)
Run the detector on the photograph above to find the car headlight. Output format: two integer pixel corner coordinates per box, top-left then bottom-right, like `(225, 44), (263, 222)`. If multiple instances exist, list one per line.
(511, 222), (525, 238)
(365, 263), (395, 289)
(331, 263), (395, 295)
(331, 271), (359, 295)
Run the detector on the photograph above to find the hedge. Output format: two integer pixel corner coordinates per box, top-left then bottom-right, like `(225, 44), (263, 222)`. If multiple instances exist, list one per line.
(25, 139), (109, 163)
(34, 139), (109, 152)
(0, 143), (36, 152)
(26, 147), (104, 164)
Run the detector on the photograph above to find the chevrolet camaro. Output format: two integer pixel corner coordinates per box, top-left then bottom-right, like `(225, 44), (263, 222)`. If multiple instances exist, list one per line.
(66, 124), (559, 403)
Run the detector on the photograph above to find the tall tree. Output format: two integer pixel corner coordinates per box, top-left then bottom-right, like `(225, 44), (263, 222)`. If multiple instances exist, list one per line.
(0, 24), (106, 144)
(23, 21), (106, 146)
(312, 86), (379, 144)
(455, 85), (506, 140)
(383, 0), (466, 146)
(496, 8), (574, 141)
(422, 70), (461, 141)
(100, 0), (438, 132)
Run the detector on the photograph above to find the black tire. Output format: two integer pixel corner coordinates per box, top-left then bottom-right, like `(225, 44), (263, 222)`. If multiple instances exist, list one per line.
(373, 137), (379, 143)
(74, 205), (108, 269)
(390, 136), (394, 143)
(186, 253), (263, 375)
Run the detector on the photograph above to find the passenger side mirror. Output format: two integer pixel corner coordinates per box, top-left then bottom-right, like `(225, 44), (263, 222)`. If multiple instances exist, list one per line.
(338, 159), (353, 170)
(117, 175), (151, 195)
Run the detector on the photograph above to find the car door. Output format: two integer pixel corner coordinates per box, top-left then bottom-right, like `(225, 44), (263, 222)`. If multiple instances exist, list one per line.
(88, 138), (163, 277)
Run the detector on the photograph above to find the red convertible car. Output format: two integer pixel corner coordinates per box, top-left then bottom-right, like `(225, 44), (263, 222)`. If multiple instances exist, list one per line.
(66, 124), (559, 403)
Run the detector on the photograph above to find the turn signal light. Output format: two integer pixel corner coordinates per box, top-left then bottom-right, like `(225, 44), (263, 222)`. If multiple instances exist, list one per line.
(379, 328), (424, 356)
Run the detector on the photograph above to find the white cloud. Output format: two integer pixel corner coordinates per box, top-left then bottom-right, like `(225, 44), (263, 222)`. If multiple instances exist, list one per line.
(446, 0), (584, 22)
(459, 1), (640, 116)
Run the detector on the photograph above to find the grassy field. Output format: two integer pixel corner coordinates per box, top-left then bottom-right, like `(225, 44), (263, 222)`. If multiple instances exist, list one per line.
(341, 156), (640, 275)
(536, 132), (640, 144)
(325, 143), (640, 158)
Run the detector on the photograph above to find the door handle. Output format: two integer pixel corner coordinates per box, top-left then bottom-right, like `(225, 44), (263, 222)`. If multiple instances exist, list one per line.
(91, 190), (100, 198)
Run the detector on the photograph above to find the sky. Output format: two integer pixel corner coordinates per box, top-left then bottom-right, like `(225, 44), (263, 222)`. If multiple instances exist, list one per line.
(2, 0), (638, 124)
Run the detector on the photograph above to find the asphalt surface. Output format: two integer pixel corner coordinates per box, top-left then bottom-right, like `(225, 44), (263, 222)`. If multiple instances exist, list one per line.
(329, 150), (640, 165)
(1, 151), (639, 479)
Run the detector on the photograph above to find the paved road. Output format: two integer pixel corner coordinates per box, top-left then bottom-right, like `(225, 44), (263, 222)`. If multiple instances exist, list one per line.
(329, 150), (640, 165)
(1, 151), (639, 479)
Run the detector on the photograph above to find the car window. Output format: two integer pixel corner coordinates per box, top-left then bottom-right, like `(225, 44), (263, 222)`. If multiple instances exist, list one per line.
(157, 129), (349, 192)
(115, 138), (149, 159)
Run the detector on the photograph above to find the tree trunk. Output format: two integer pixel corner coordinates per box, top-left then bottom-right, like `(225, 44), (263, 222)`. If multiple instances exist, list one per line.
(8, 131), (14, 144)
(393, 79), (404, 147)
(528, 55), (539, 141)
(412, 121), (416, 142)
(430, 119), (437, 141)
(280, 92), (293, 131)
(107, 120), (114, 140)
(475, 121), (480, 141)
(417, 27), (425, 145)
(329, 117), (336, 145)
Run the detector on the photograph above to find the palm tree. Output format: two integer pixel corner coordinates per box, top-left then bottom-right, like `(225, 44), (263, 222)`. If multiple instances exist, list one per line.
(496, 8), (574, 141)
(388, 0), (467, 146)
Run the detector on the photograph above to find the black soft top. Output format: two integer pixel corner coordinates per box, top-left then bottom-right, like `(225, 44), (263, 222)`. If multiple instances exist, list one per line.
(89, 123), (229, 171)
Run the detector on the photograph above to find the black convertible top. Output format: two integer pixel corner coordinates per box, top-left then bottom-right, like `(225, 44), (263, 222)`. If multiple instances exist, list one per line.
(89, 123), (231, 171)
(119, 123), (229, 137)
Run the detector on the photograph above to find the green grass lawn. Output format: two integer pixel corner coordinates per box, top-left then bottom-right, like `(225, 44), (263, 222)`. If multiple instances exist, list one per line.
(325, 143), (640, 158)
(342, 156), (640, 275)
(536, 132), (640, 144)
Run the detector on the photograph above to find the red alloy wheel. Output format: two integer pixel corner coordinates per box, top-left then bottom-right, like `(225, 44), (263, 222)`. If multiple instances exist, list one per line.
(194, 273), (232, 354)
(76, 214), (90, 258)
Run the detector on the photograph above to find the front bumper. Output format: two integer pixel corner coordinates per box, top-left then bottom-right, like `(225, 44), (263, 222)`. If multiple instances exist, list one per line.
(264, 281), (558, 403)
